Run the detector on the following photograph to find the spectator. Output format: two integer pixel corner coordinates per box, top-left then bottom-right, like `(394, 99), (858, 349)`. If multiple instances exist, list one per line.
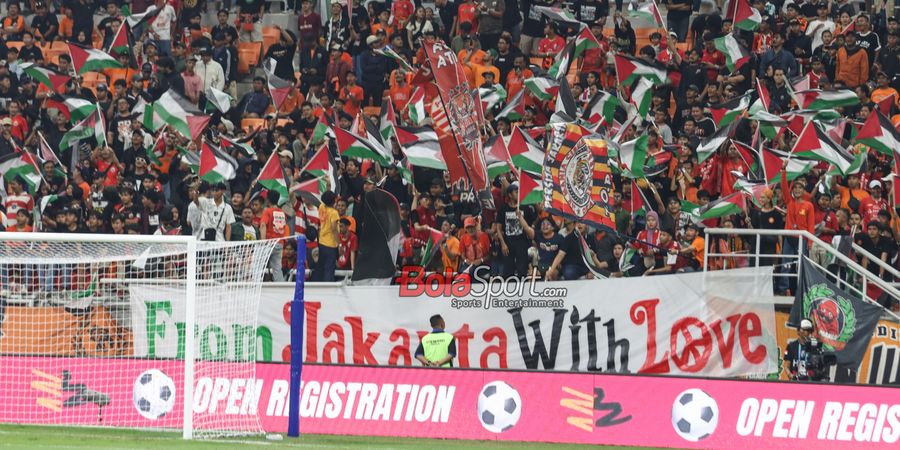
(313, 191), (339, 281)
(260, 190), (290, 281)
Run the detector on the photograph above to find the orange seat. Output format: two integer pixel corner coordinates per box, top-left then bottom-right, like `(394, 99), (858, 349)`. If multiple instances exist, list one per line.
(261, 26), (281, 58)
(275, 118), (292, 127)
(6, 41), (23, 52)
(241, 118), (266, 134)
(363, 106), (380, 118)
(237, 41), (262, 76)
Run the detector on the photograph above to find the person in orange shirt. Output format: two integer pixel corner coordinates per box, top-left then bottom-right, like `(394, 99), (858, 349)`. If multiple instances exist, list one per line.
(1, 2), (26, 40)
(505, 55), (532, 99)
(438, 219), (461, 272)
(459, 216), (490, 274)
(458, 37), (486, 66)
(387, 70), (413, 109)
(371, 9), (394, 37)
(473, 50), (500, 88)
(870, 71), (899, 109)
(779, 177), (815, 294)
(455, 0), (478, 36)
(339, 72), (364, 118)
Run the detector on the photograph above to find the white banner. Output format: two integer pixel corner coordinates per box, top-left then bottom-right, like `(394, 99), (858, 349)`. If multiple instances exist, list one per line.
(131, 267), (779, 377)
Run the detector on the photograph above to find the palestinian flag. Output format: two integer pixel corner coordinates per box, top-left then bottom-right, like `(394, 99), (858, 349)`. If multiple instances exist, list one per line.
(764, 148), (817, 183)
(335, 126), (392, 165)
(697, 192), (746, 220)
(624, 180), (647, 216)
(264, 58), (293, 110)
(726, 0), (762, 31)
(67, 42), (121, 74)
(407, 87), (427, 126)
(361, 112), (392, 159)
(781, 109), (842, 136)
(574, 26), (601, 57)
(205, 86), (232, 113)
(625, 0), (665, 28)
(751, 110), (788, 140)
(855, 110), (900, 155)
(733, 176), (772, 207)
(106, 21), (130, 56)
(876, 93), (895, 116)
(757, 147), (784, 182)
(696, 120), (737, 162)
(791, 121), (855, 175)
(21, 63), (70, 93)
(478, 85), (507, 110)
(311, 117), (334, 144)
(148, 90), (208, 138)
(396, 126), (445, 170)
(375, 46), (415, 72)
(749, 78), (771, 114)
(794, 89), (859, 110)
(496, 89), (525, 121)
(419, 227), (445, 268)
(523, 77), (559, 102)
(519, 170), (544, 205)
(553, 77), (578, 122)
(583, 90), (618, 125)
(631, 78), (654, 119)
(291, 177), (323, 205)
(301, 144), (338, 193)
(143, 132), (164, 166)
(486, 135), (513, 178)
(614, 54), (667, 85)
(730, 139), (758, 172)
(508, 126), (544, 174)
(379, 98), (397, 143)
(37, 132), (63, 171)
(59, 105), (105, 152)
(53, 95), (95, 123)
(548, 38), (575, 80)
(257, 150), (290, 199)
(533, 5), (582, 25)
(199, 141), (238, 183)
(125, 7), (161, 28)
(617, 134), (648, 178)
(710, 94), (751, 127)
(177, 145), (200, 173)
(0, 151), (42, 193)
(220, 135), (255, 156)
(713, 34), (750, 72)
(643, 149), (673, 177)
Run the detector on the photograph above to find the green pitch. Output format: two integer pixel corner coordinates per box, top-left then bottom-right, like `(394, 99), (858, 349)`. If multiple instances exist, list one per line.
(0, 424), (661, 449)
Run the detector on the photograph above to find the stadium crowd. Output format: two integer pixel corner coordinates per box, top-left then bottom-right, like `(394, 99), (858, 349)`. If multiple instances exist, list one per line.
(0, 0), (896, 304)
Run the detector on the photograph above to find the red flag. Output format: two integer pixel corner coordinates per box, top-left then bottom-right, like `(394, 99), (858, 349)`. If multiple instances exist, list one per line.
(422, 40), (492, 208)
(877, 93), (895, 116)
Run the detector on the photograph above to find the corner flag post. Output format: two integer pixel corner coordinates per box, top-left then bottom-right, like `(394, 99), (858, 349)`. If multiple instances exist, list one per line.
(288, 235), (307, 438)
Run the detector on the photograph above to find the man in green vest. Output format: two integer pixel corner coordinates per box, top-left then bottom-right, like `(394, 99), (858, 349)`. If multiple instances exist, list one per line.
(415, 315), (457, 367)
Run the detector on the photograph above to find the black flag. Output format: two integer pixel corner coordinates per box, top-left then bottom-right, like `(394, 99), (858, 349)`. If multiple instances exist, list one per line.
(789, 259), (882, 369)
(351, 188), (402, 284)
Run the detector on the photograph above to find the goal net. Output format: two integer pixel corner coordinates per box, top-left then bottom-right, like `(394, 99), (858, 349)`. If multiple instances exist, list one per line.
(0, 233), (277, 439)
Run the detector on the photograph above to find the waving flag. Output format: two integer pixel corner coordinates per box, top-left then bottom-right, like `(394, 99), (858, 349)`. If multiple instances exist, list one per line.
(205, 86), (233, 113)
(406, 87), (427, 126)
(106, 21), (131, 56)
(625, 0), (664, 27)
(547, 39), (575, 80)
(264, 58), (294, 110)
(508, 126), (544, 174)
(631, 78), (655, 119)
(855, 110), (900, 155)
(714, 34), (750, 72)
(59, 105), (105, 152)
(617, 135), (649, 179)
(37, 132), (63, 170)
(147, 89), (208, 138)
(396, 126), (445, 170)
(0, 151), (42, 193)
(256, 149), (289, 199)
(574, 26), (601, 57)
(335, 126), (392, 166)
(379, 98), (397, 143)
(583, 90), (619, 125)
(496, 89), (526, 120)
(710, 94), (751, 127)
(375, 46), (415, 72)
(518, 169), (544, 205)
(614, 54), (667, 85)
(301, 144), (339, 193)
(199, 141), (238, 183)
(21, 63), (70, 93)
(524, 77), (559, 101)
(534, 5), (582, 25)
(696, 120), (738, 162)
(791, 121), (855, 174)
(696, 192), (746, 219)
(794, 89), (859, 110)
(486, 134), (514, 178)
(68, 43), (121, 74)
(726, 0), (762, 31)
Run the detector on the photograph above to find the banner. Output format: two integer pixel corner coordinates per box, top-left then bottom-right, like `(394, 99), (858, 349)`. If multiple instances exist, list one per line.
(543, 123), (616, 231)
(789, 260), (882, 368)
(423, 40), (492, 209)
(1, 357), (898, 448)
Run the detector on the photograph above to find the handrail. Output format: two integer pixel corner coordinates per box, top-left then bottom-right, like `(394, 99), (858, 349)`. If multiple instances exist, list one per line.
(852, 242), (900, 281)
(703, 228), (900, 310)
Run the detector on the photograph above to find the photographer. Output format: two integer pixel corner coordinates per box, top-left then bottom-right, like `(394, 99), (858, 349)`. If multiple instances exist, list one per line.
(784, 319), (834, 382)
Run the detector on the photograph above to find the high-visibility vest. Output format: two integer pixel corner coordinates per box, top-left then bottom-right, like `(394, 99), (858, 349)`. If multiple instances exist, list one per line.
(421, 331), (454, 367)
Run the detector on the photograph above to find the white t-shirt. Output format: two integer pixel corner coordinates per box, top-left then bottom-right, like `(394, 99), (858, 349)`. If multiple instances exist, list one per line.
(197, 197), (236, 241)
(149, 4), (177, 41)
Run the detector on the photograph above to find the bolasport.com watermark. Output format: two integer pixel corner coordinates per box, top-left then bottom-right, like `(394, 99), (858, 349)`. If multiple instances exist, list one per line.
(394, 266), (567, 309)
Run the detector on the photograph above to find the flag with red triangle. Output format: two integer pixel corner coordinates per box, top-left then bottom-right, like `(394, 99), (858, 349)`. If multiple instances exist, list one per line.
(257, 149), (290, 199)
(334, 126), (392, 166)
(854, 109), (900, 156)
(518, 170), (544, 205)
(199, 141), (238, 183)
(791, 121), (855, 174)
(67, 42), (122, 74)
(106, 21), (130, 57)
(22, 63), (71, 93)
(300, 144), (338, 193)
(725, 0), (762, 30)
(264, 58), (293, 110)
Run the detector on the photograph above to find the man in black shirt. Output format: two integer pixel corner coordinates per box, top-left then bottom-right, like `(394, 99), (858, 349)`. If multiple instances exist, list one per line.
(31, 2), (59, 43)
(19, 32), (43, 63)
(266, 28), (297, 81)
(494, 36), (520, 83)
(855, 14), (881, 67)
(667, 0), (693, 42)
(494, 184), (536, 277)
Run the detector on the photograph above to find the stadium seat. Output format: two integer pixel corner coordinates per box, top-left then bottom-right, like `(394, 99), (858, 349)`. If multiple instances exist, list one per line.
(237, 41), (262, 76)
(5, 41), (23, 52)
(261, 26), (281, 57)
(80, 72), (107, 95)
(275, 118), (292, 128)
(241, 118), (266, 133)
(363, 106), (380, 118)
(42, 41), (69, 65)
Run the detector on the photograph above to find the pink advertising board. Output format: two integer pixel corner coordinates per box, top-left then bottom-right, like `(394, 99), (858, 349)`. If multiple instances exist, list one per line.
(1, 356), (898, 449)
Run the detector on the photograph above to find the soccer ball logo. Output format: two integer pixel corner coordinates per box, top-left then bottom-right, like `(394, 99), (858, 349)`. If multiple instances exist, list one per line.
(133, 369), (176, 420)
(671, 388), (719, 442)
(476, 381), (522, 433)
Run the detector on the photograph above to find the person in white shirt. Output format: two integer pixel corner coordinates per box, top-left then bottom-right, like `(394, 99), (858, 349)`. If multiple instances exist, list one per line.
(195, 47), (225, 91)
(806, 3), (835, 52)
(189, 181), (235, 241)
(147, 0), (177, 56)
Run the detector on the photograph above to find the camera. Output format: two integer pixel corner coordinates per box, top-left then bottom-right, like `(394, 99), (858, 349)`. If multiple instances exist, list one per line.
(802, 338), (837, 381)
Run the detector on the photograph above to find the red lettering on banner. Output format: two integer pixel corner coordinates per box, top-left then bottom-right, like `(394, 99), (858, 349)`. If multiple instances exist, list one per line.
(346, 317), (379, 364)
(670, 317), (713, 372)
(482, 328), (508, 368)
(388, 329), (411, 365)
(739, 313), (767, 363)
(304, 301), (321, 363)
(453, 324), (474, 368)
(322, 324), (345, 364)
(630, 299), (670, 373)
(396, 268), (425, 297)
(710, 315), (742, 368)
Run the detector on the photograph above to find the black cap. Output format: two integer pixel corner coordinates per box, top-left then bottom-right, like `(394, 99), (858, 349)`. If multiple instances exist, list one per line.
(214, 182), (227, 190)
(141, 62), (153, 72)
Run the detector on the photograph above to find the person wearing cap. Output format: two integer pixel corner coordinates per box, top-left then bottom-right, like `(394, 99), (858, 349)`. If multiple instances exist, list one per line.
(784, 319), (820, 381)
(859, 180), (888, 225)
(835, 32), (869, 88)
(806, 2), (835, 52)
(459, 216), (490, 274)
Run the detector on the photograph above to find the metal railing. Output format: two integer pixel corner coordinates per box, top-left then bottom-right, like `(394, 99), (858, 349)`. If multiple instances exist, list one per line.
(703, 228), (900, 322)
